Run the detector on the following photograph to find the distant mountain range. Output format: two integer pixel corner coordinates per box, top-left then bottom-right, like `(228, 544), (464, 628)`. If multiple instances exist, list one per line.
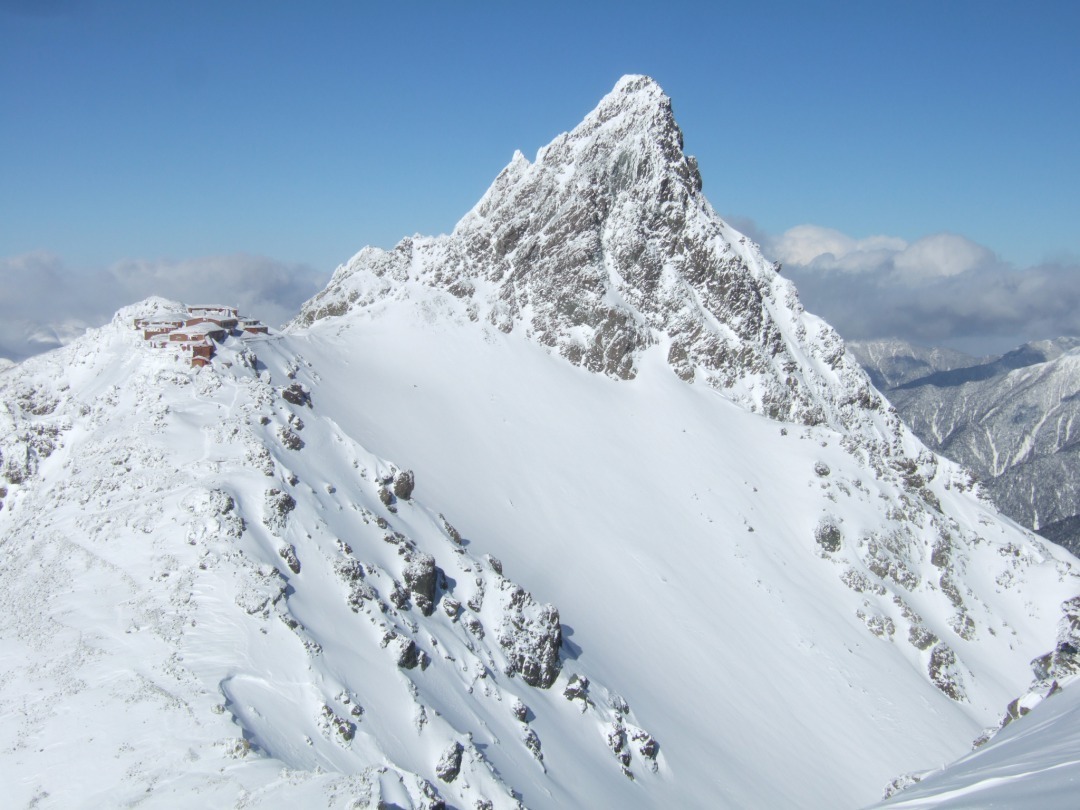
(851, 337), (1080, 554)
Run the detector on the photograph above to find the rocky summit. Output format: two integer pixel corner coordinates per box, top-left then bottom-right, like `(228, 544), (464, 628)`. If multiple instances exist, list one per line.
(296, 75), (880, 431)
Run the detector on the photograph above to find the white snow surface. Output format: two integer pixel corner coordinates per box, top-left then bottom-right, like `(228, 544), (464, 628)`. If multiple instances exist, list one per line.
(0, 304), (661, 809)
(286, 294), (1077, 808)
(2, 77), (1079, 809)
(871, 676), (1080, 809)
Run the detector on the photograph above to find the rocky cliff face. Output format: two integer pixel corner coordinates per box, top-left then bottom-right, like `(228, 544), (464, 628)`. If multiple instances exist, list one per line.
(295, 75), (881, 431)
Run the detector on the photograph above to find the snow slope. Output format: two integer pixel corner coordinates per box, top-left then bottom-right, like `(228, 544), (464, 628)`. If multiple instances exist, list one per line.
(287, 297), (1077, 808)
(871, 677), (1080, 809)
(0, 303), (662, 809)
(283, 77), (1080, 806)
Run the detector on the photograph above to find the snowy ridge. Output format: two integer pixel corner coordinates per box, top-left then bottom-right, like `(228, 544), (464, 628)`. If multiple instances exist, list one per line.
(872, 676), (1080, 809)
(295, 75), (882, 433)
(0, 301), (660, 809)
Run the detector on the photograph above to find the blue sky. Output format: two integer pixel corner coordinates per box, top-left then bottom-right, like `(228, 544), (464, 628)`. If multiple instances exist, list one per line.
(2, 1), (1079, 358)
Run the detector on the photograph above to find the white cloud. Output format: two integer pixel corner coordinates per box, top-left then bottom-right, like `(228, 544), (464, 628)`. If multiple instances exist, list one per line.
(106, 254), (327, 331)
(892, 233), (994, 279)
(763, 223), (1080, 354)
(771, 225), (993, 281)
(771, 225), (907, 272)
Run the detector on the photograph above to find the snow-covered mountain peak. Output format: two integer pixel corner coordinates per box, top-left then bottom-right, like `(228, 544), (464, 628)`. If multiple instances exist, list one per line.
(460, 72), (696, 232)
(295, 76), (881, 430)
(528, 72), (686, 175)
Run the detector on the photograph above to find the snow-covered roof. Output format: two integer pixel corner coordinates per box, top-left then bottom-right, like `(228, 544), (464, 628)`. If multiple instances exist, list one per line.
(173, 322), (226, 336)
(188, 305), (238, 314)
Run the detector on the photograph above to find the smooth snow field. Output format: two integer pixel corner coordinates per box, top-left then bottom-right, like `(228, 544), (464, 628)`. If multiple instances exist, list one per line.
(289, 292), (1078, 807)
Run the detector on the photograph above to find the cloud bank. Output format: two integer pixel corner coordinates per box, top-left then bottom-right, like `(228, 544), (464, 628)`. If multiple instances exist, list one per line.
(3, 226), (1077, 364)
(757, 224), (1080, 355)
(0, 253), (328, 362)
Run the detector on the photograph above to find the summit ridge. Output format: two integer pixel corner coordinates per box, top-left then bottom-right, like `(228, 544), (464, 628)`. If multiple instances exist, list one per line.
(296, 75), (878, 431)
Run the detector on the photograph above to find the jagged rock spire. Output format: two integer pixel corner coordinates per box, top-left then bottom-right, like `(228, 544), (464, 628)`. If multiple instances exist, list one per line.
(295, 75), (882, 430)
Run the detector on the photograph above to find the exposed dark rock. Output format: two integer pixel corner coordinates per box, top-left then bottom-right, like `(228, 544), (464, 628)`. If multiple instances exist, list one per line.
(498, 587), (562, 688)
(392, 469), (415, 500)
(606, 721), (631, 767)
(949, 611), (976, 641)
(320, 704), (355, 741)
(435, 740), (464, 783)
(939, 573), (964, 608)
(563, 674), (590, 703)
(463, 614), (484, 639)
(389, 582), (410, 611)
(858, 610), (895, 639)
(930, 535), (953, 568)
(928, 643), (965, 701)
(521, 727), (543, 761)
(633, 729), (659, 760)
(814, 518), (842, 552)
(439, 514), (463, 544)
(440, 595), (460, 620)
(467, 578), (485, 612)
(382, 632), (425, 670)
(881, 772), (926, 800)
(1031, 596), (1080, 679)
(335, 558), (364, 581)
(281, 382), (311, 407)
(263, 488), (296, 532)
(278, 544), (301, 574)
(417, 778), (446, 810)
(278, 425), (304, 451)
(908, 624), (938, 650)
(403, 552), (438, 616)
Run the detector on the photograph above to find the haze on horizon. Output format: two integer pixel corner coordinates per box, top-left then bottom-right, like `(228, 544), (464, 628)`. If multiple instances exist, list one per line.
(2, 0), (1078, 361)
